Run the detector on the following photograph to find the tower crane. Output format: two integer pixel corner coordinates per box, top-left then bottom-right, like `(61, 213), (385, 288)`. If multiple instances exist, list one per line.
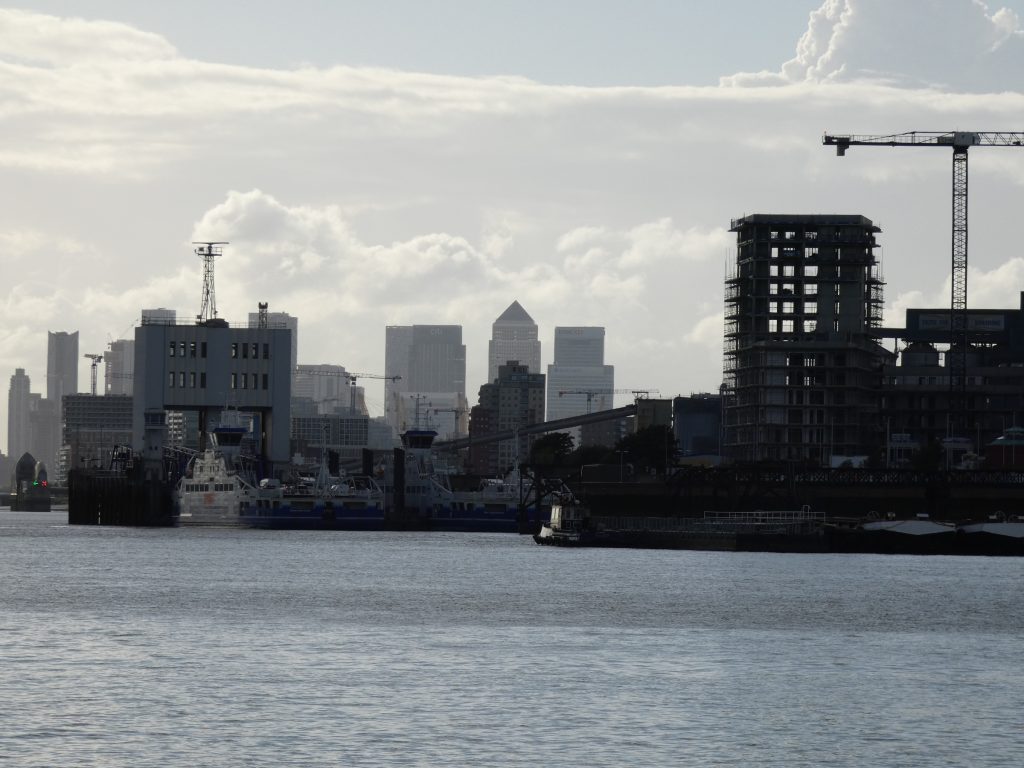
(823, 131), (1024, 432)
(84, 354), (103, 396)
(299, 368), (401, 413)
(557, 388), (659, 414)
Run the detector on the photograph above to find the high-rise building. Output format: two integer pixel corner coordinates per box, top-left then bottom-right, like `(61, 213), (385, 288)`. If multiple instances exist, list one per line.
(105, 339), (135, 396)
(7, 368), (31, 458)
(141, 308), (176, 325)
(468, 361), (545, 475)
(47, 331), (78, 404)
(546, 327), (614, 445)
(723, 214), (887, 463)
(488, 301), (541, 383)
(385, 325), (465, 433)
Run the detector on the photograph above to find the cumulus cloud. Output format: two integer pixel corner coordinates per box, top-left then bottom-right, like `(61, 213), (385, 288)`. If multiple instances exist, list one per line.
(722, 0), (1024, 92)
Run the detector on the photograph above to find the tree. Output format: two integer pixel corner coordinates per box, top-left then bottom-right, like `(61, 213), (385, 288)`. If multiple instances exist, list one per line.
(615, 425), (679, 474)
(529, 432), (575, 467)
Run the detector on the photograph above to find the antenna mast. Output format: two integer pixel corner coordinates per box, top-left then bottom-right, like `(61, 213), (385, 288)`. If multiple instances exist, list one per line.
(194, 242), (228, 324)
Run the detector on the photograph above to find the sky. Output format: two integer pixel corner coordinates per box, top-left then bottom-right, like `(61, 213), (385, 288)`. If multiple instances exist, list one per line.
(4, 0), (1024, 451)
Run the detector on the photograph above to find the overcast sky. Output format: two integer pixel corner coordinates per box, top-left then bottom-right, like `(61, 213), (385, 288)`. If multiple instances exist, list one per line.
(4, 0), (1024, 451)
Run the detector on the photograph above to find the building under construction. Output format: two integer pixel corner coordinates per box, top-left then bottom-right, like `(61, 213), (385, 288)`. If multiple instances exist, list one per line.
(723, 214), (887, 464)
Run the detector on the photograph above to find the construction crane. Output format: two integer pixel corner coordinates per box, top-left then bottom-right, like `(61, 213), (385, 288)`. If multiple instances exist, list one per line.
(344, 372), (401, 414)
(823, 131), (1024, 432)
(299, 368), (401, 413)
(84, 354), (103, 395)
(557, 388), (659, 414)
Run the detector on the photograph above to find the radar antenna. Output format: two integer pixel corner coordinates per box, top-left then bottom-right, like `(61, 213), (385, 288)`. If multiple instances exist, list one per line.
(194, 242), (228, 324)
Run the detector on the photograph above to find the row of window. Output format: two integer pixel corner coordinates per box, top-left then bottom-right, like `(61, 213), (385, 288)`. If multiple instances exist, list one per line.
(167, 341), (271, 360)
(231, 373), (269, 390)
(770, 281), (819, 295)
(183, 482), (236, 493)
(167, 372), (270, 390)
(770, 301), (820, 315)
(169, 372), (206, 389)
(169, 341), (207, 358)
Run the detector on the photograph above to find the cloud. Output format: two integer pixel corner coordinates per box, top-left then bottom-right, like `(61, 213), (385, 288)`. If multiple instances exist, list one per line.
(6, 3), (1024, 442)
(722, 0), (1024, 92)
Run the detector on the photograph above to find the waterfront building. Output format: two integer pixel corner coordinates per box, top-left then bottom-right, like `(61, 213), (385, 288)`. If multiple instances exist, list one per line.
(875, 294), (1024, 466)
(132, 311), (293, 472)
(488, 301), (541, 383)
(723, 214), (887, 464)
(105, 339), (135, 396)
(384, 325), (466, 433)
(7, 368), (31, 460)
(27, 395), (59, 480)
(674, 393), (723, 458)
(64, 394), (133, 470)
(468, 361), (544, 476)
(248, 310), (298, 374)
(546, 327), (614, 446)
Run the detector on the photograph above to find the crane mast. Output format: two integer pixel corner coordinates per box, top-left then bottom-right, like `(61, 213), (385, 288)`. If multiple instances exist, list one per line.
(823, 130), (1024, 434)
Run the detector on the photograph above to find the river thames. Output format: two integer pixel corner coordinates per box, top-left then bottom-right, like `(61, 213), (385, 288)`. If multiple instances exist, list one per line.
(1, 509), (1021, 766)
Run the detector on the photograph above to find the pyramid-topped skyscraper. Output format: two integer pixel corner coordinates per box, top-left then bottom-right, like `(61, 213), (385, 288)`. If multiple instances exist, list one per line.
(488, 301), (541, 383)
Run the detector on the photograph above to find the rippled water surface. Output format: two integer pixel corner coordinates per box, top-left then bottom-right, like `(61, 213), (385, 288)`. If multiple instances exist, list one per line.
(2, 509), (1022, 767)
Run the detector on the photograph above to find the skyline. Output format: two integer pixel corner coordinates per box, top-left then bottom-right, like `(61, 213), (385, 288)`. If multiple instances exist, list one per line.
(4, 0), (1024, 452)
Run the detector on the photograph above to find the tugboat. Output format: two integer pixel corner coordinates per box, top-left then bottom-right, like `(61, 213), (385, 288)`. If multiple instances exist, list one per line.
(533, 491), (588, 546)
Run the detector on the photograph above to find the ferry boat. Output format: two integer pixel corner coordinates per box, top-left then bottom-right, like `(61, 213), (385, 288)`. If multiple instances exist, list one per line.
(243, 467), (386, 530)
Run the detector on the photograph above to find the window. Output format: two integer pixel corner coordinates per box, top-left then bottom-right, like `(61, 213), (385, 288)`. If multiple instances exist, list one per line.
(782, 283), (795, 294)
(783, 265), (796, 277)
(771, 247), (780, 259)
(200, 372), (206, 389)
(263, 343), (269, 359)
(782, 301), (795, 314)
(806, 231), (818, 241)
(806, 247), (819, 257)
(231, 343), (238, 359)
(189, 372), (196, 388)
(770, 283), (779, 295)
(242, 343), (248, 360)
(190, 342), (197, 358)
(768, 319), (779, 332)
(804, 356), (817, 367)
(179, 342), (186, 357)
(251, 343), (258, 359)
(805, 282), (818, 296)
(805, 301), (817, 315)
(834, 300), (841, 315)
(770, 265), (779, 276)
(770, 301), (779, 314)
(784, 231), (795, 240)
(262, 373), (269, 390)
(201, 342), (207, 358)
(251, 373), (258, 390)
(169, 342), (176, 358)
(770, 231), (779, 239)
(169, 372), (175, 388)
(781, 319), (795, 333)
(241, 373), (248, 389)
(179, 372), (185, 388)
(805, 265), (818, 276)
(231, 373), (237, 389)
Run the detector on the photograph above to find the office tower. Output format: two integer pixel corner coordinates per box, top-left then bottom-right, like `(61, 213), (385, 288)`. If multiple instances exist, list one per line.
(488, 301), (541, 383)
(7, 368), (31, 458)
(141, 308), (176, 325)
(63, 393), (133, 471)
(468, 361), (545, 476)
(546, 327), (614, 445)
(47, 331), (78, 403)
(105, 339), (135, 396)
(385, 325), (466, 433)
(248, 310), (298, 373)
(723, 214), (886, 463)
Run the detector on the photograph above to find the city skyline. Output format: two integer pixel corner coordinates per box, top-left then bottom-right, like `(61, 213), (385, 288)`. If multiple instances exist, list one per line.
(4, 1), (1024, 450)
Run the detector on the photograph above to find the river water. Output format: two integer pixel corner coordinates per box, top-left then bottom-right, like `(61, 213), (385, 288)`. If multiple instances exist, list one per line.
(1, 509), (1022, 767)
